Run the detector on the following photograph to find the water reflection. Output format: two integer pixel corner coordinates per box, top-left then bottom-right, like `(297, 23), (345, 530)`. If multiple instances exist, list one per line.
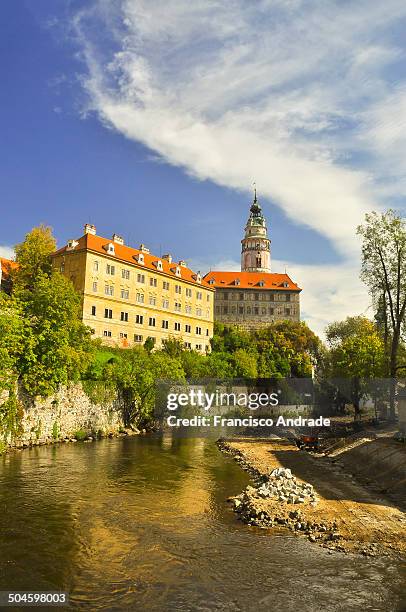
(0, 436), (404, 611)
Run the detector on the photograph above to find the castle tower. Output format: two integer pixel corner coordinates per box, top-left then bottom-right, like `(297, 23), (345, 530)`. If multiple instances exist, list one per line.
(241, 188), (271, 272)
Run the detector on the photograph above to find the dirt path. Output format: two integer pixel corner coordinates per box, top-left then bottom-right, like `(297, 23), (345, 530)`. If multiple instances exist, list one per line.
(220, 437), (406, 557)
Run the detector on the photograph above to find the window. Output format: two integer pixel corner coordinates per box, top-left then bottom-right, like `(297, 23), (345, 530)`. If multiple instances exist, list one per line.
(239, 293), (244, 300)
(206, 294), (210, 302)
(185, 305), (192, 314)
(239, 306), (244, 314)
(174, 322), (181, 331)
(136, 293), (144, 303)
(162, 299), (169, 309)
(122, 269), (130, 280)
(256, 257), (261, 267)
(262, 308), (266, 315)
(149, 295), (157, 306)
(254, 294), (259, 301)
(150, 277), (157, 287)
(135, 314), (144, 324)
(91, 306), (96, 316)
(223, 292), (228, 301)
(174, 302), (181, 312)
(120, 332), (128, 339)
(206, 329), (209, 336)
(175, 285), (182, 294)
(134, 334), (143, 343)
(185, 288), (192, 297)
(184, 342), (192, 349)
(162, 320), (169, 329)
(120, 312), (129, 322)
(105, 285), (114, 296)
(223, 306), (228, 314)
(103, 330), (112, 337)
(106, 264), (115, 275)
(163, 281), (170, 291)
(196, 307), (202, 316)
(270, 307), (274, 315)
(270, 294), (274, 302)
(286, 294), (291, 302)
(137, 273), (145, 283)
(147, 336), (156, 345)
(157, 261), (163, 271)
(93, 261), (99, 272)
(254, 307), (259, 315)
(149, 317), (156, 327)
(92, 281), (98, 292)
(285, 308), (291, 315)
(104, 308), (113, 319)
(196, 326), (202, 335)
(121, 288), (129, 299)
(185, 324), (191, 333)
(196, 291), (202, 300)
(196, 344), (202, 351)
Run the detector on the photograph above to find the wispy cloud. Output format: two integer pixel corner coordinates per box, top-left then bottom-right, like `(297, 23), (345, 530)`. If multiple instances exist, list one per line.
(0, 246), (15, 260)
(70, 0), (406, 333)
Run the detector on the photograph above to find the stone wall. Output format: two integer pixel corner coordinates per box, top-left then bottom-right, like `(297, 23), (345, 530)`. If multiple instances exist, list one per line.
(2, 382), (125, 447)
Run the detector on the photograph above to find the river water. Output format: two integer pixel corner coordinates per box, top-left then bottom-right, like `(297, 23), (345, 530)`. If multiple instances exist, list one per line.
(0, 436), (404, 611)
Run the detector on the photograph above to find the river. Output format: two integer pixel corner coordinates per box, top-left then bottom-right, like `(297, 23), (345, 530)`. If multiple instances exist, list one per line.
(0, 436), (404, 611)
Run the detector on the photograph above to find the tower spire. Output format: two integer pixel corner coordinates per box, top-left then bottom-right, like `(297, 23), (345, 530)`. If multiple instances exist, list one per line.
(241, 186), (271, 273)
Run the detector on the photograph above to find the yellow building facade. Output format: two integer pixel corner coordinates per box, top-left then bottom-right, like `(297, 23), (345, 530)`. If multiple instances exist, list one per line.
(51, 225), (214, 351)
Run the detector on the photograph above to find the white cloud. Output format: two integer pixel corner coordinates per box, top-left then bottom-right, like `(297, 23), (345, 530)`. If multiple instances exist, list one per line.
(0, 246), (15, 260)
(71, 0), (406, 332)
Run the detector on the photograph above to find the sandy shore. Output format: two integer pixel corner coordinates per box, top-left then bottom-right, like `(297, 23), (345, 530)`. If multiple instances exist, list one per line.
(218, 436), (406, 558)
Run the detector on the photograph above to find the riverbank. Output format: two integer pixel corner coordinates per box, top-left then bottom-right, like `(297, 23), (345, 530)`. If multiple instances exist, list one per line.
(218, 436), (406, 558)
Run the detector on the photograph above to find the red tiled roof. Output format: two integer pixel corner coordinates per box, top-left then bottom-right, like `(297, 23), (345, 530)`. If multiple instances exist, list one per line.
(0, 257), (18, 279)
(202, 270), (301, 291)
(52, 233), (214, 289)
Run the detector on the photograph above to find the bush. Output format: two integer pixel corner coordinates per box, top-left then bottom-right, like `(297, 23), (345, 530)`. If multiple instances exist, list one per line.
(74, 429), (87, 441)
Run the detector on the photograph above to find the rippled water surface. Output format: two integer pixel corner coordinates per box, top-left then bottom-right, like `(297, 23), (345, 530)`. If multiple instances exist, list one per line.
(0, 436), (405, 611)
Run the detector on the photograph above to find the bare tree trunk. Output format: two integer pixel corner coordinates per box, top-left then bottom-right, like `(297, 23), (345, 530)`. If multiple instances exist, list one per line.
(389, 328), (400, 421)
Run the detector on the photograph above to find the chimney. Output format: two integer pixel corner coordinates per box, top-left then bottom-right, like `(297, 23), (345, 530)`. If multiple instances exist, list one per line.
(178, 260), (187, 267)
(112, 233), (124, 245)
(139, 244), (150, 254)
(162, 253), (172, 263)
(84, 223), (96, 235)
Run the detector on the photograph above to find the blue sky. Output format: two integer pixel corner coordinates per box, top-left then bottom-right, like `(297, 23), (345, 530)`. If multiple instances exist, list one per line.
(2, 1), (406, 335)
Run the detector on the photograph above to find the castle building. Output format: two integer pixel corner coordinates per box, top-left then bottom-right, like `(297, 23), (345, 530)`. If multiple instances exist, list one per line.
(203, 191), (301, 330)
(51, 225), (214, 351)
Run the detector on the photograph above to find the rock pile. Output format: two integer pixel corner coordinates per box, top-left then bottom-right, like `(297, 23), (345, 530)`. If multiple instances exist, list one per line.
(256, 467), (318, 505)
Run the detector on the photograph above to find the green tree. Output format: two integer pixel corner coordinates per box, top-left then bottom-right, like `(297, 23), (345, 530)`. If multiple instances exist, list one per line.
(161, 337), (185, 358)
(13, 225), (56, 289)
(105, 347), (185, 425)
(20, 272), (94, 396)
(325, 316), (385, 419)
(357, 210), (406, 418)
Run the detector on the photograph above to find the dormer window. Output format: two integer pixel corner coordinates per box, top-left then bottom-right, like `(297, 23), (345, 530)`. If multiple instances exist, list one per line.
(282, 282), (289, 288)
(103, 242), (115, 255)
(67, 239), (79, 250)
(136, 253), (144, 265)
(176, 266), (181, 277)
(235, 279), (240, 286)
(157, 260), (163, 271)
(258, 281), (265, 287)
(209, 279), (215, 285)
